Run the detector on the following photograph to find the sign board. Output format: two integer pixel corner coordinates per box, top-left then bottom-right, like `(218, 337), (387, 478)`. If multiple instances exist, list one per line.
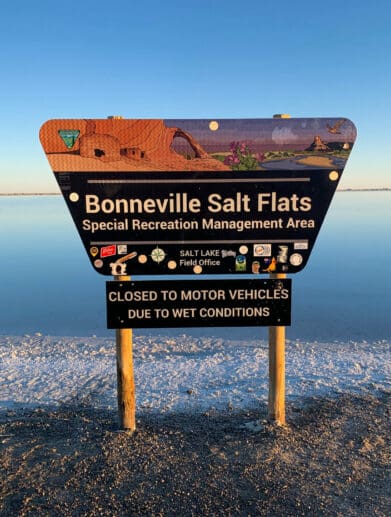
(106, 278), (291, 328)
(40, 118), (356, 276)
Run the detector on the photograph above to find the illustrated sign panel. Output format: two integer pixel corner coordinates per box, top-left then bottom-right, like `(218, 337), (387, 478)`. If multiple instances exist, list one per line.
(106, 278), (292, 328)
(40, 118), (356, 276)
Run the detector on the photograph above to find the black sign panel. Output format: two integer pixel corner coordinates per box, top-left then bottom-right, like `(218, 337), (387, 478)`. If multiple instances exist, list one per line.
(57, 169), (339, 275)
(40, 118), (356, 276)
(106, 278), (291, 328)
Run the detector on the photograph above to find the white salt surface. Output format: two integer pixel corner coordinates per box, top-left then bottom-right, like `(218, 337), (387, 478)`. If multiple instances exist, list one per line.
(0, 334), (389, 413)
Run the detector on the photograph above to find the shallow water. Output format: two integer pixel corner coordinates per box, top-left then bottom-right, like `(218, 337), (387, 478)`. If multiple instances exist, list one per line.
(0, 192), (390, 340)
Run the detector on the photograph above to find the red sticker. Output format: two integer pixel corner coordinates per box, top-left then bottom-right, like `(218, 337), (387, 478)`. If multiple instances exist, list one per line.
(101, 245), (116, 258)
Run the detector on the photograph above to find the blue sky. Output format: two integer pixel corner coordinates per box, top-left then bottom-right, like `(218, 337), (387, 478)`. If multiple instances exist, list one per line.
(1, 0), (390, 192)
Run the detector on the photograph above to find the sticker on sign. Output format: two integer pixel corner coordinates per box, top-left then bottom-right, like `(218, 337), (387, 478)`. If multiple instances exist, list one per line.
(100, 245), (116, 258)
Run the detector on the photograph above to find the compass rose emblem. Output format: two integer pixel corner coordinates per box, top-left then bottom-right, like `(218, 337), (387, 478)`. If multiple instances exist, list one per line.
(150, 246), (166, 263)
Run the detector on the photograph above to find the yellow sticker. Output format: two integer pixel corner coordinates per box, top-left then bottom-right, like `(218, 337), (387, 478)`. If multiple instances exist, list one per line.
(90, 246), (99, 257)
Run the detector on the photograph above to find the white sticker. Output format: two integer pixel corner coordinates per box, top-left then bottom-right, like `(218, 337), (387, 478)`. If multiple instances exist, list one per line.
(290, 253), (303, 266)
(110, 262), (127, 275)
(69, 192), (79, 202)
(294, 242), (308, 250)
(277, 246), (288, 263)
(253, 244), (272, 257)
(117, 245), (128, 254)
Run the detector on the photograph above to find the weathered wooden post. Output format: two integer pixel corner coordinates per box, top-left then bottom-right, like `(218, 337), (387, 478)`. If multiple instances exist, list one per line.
(115, 275), (136, 432)
(268, 272), (286, 425)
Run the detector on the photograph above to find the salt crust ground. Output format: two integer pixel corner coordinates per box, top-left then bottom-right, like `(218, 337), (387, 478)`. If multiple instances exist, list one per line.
(1, 335), (389, 412)
(0, 335), (390, 516)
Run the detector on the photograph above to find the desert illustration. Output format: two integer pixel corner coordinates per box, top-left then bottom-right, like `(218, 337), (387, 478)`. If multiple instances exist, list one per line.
(39, 117), (356, 172)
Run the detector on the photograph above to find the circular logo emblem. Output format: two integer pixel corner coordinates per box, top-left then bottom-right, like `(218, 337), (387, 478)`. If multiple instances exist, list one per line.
(150, 246), (166, 263)
(290, 253), (303, 266)
(167, 260), (177, 270)
(69, 192), (79, 202)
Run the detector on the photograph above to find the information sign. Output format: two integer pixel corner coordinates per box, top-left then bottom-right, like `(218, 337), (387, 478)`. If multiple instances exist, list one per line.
(106, 278), (291, 328)
(40, 116), (356, 429)
(40, 117), (356, 275)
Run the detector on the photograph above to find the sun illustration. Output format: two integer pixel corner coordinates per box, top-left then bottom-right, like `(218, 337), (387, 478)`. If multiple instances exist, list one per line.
(209, 120), (219, 131)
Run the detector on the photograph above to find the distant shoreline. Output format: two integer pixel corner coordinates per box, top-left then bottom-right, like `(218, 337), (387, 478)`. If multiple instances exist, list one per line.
(339, 187), (390, 192)
(1, 188), (390, 196)
(0, 192), (60, 196)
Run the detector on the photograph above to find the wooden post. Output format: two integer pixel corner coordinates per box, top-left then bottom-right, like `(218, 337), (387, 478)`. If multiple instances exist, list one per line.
(268, 272), (286, 425)
(115, 275), (136, 432)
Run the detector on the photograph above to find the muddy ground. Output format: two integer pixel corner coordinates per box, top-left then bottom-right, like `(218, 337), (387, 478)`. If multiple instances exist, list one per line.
(0, 392), (389, 516)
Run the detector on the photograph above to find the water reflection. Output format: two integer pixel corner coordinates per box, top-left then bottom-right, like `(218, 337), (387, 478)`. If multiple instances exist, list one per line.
(0, 193), (390, 340)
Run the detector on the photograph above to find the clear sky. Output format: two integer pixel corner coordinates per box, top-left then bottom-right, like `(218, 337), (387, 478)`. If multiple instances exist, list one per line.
(1, 0), (390, 192)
